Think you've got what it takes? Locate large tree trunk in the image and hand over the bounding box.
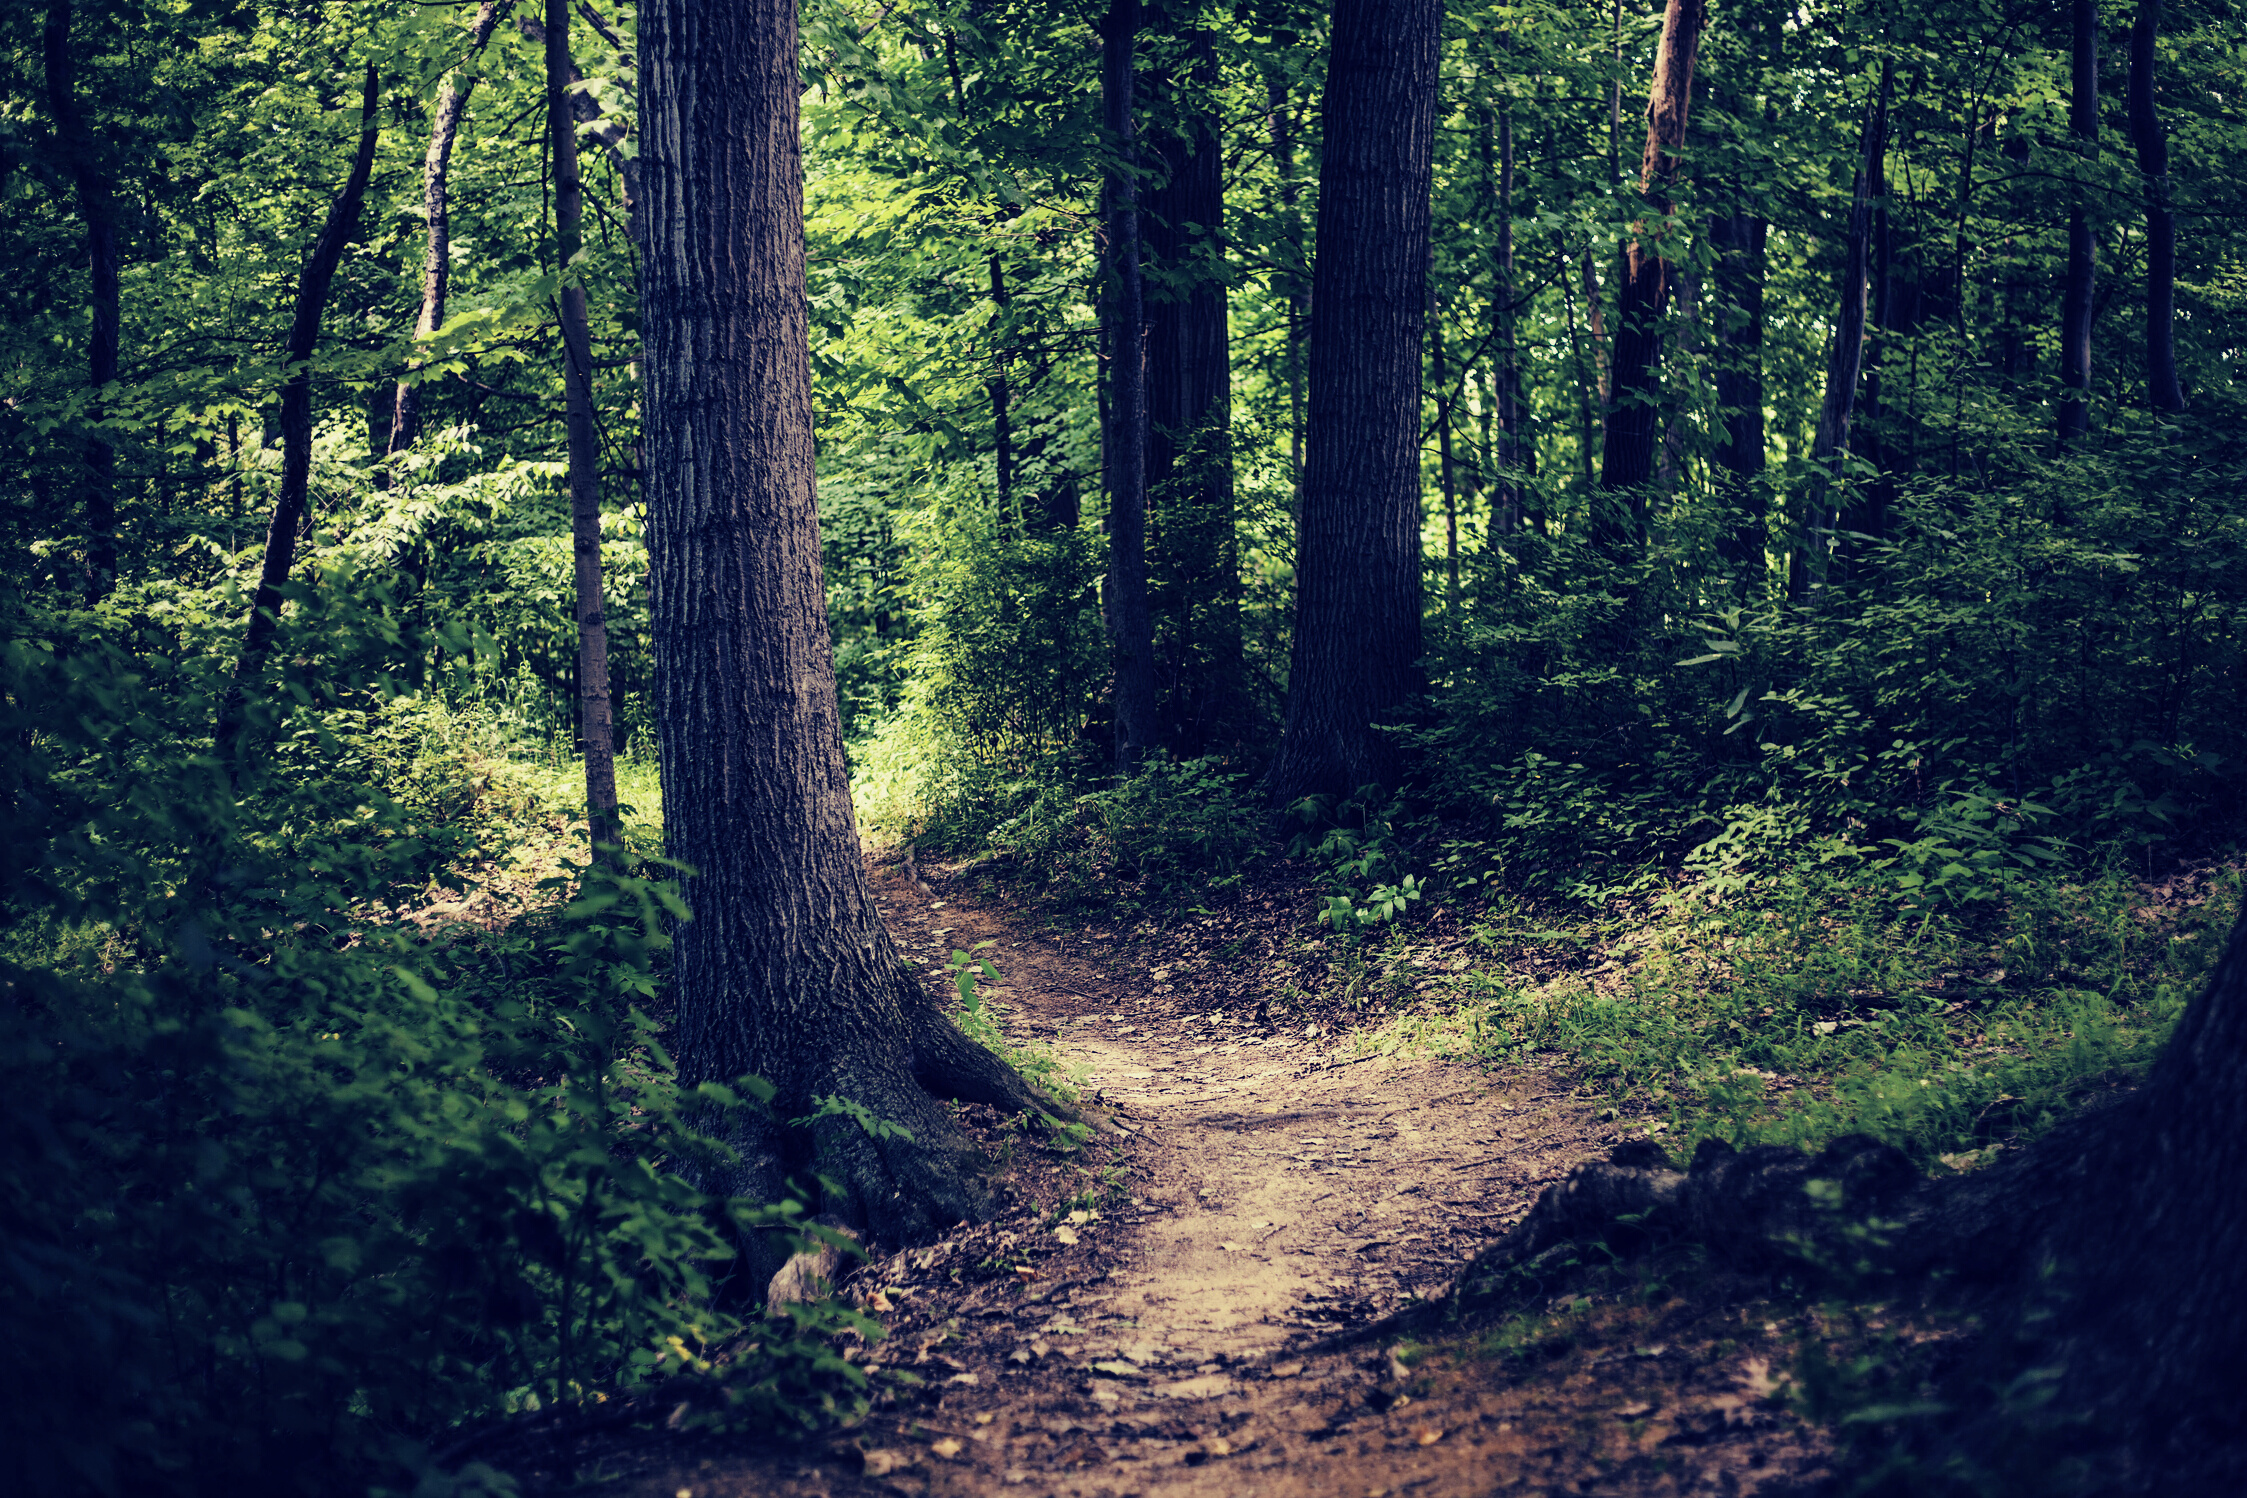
[1262,0,1438,809]
[1143,24,1244,758]
[43,0,118,603]
[1597,0,1705,533]
[1788,66,1888,602]
[2058,0,2099,445]
[214,66,380,777]
[389,0,510,459]
[1102,0,1157,776]
[546,0,620,860]
[2129,0,2185,415]
[1710,207,1767,577]
[636,0,1066,1285]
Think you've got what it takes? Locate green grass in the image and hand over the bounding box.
[1348,865,2237,1169]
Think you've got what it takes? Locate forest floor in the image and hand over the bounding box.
[543,863,1847,1498]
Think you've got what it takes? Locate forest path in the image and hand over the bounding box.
[599,869,1827,1498]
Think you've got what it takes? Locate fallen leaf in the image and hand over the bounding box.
[1615,1401,1656,1419]
[1089,1359,1146,1379]
[946,1371,979,1386]
[1218,1241,1245,1252]
[1414,1427,1444,1446]
[866,1290,894,1313]
[1054,1225,1079,1245]
[1269,1360,1305,1378]
[860,1449,913,1476]
[974,1412,995,1425]
[1014,1266,1039,1283]
[931,1438,962,1458]
[1067,1209,1093,1224]
[1204,1436,1232,1456]
[1738,1357,1787,1400]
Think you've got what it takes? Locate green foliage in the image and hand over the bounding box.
[0,602,865,1497]
[982,753,1264,904]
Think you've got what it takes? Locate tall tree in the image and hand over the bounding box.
[1263,0,1439,808]
[2129,0,2185,414]
[2058,0,2098,444]
[214,65,381,776]
[42,0,118,602]
[1143,16,1243,755]
[1102,0,1157,775]
[1789,66,1888,601]
[1598,0,1706,527]
[388,0,510,458]
[637,0,1064,1280]
[547,0,620,858]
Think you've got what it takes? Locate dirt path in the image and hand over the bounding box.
[587,872,1834,1498]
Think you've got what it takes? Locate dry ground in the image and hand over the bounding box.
[543,867,1839,1498]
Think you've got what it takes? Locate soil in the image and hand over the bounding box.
[535,866,1840,1498]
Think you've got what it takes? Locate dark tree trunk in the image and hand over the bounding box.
[2058,0,2098,445]
[637,0,1065,1282]
[391,0,509,459]
[547,0,620,859]
[1598,0,1705,531]
[214,66,380,778]
[2129,0,2185,415]
[1710,207,1767,576]
[1101,0,1156,775]
[1559,232,1600,499]
[1789,66,1887,602]
[1143,24,1243,757]
[1263,0,1438,809]
[43,0,118,603]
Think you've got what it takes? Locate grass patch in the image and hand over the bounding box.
[1349,865,2237,1168]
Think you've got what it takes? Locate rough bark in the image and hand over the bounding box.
[1597,0,1705,528]
[2058,0,2098,446]
[1453,904,2247,1493]
[1261,0,1438,810]
[1788,66,1888,602]
[2129,0,2184,415]
[1102,0,1156,776]
[390,0,510,458]
[1710,207,1767,575]
[43,0,118,603]
[547,0,620,859]
[1143,24,1244,757]
[214,66,380,778]
[637,0,1068,1281]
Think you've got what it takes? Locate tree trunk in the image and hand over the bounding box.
[546,0,620,860]
[1598,0,1706,532]
[1710,207,1767,576]
[2129,0,2184,415]
[43,0,118,604]
[2058,0,2098,446]
[1788,66,1888,602]
[389,0,510,459]
[636,0,1066,1283]
[1262,0,1438,809]
[214,65,381,777]
[1143,24,1243,757]
[1101,0,1156,776]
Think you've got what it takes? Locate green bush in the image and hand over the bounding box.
[989,753,1263,903]
[0,602,866,1497]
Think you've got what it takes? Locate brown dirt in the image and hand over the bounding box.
[558,867,1838,1498]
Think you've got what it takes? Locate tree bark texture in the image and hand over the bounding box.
[2058,0,2098,445]
[1101,0,1157,776]
[2129,0,2185,414]
[1597,0,1704,527]
[390,0,510,458]
[43,0,118,603]
[1262,0,1437,809]
[215,66,380,777]
[547,0,620,859]
[1710,207,1767,574]
[1144,26,1243,757]
[1789,67,1887,602]
[637,0,1063,1276]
